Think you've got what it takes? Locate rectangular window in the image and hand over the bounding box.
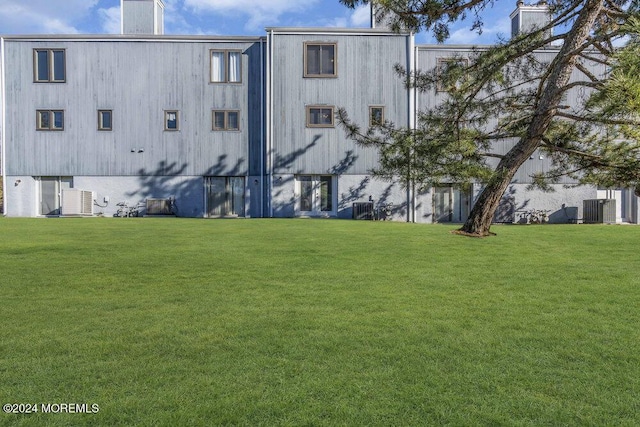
[212,110,240,131]
[34,49,66,83]
[36,110,64,131]
[210,50,242,83]
[304,43,337,77]
[165,110,179,131]
[307,106,334,128]
[98,110,112,131]
[370,106,384,126]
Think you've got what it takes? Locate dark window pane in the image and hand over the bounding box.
[306,45,320,75]
[36,50,49,81]
[53,111,64,129]
[52,50,65,81]
[227,112,239,130]
[38,111,50,129]
[320,45,335,75]
[166,112,177,129]
[101,111,112,129]
[213,111,225,129]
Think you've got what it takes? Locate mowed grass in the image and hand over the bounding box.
[0,218,639,426]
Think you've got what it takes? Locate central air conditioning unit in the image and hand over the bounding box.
[146,198,173,215]
[61,189,94,216]
[353,202,374,220]
[583,199,616,224]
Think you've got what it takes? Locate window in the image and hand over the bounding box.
[165,110,179,131]
[307,106,334,128]
[370,106,385,126]
[437,57,469,92]
[210,50,242,83]
[37,110,64,131]
[98,110,112,131]
[212,110,240,131]
[34,49,65,83]
[304,43,337,77]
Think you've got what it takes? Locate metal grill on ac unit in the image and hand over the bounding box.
[61,189,94,216]
[583,199,616,224]
[146,198,172,215]
[353,202,374,220]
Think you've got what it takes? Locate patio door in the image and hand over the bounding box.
[39,176,72,216]
[433,186,470,223]
[296,175,335,216]
[205,176,245,217]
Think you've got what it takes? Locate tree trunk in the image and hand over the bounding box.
[458,0,605,237]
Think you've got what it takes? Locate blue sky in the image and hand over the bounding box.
[0,0,518,44]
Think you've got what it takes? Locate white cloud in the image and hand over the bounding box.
[0,0,98,34]
[183,0,319,31]
[350,4,370,27]
[98,6,121,34]
[443,17,511,45]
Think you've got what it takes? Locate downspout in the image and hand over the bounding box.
[1,37,6,216]
[407,32,416,222]
[260,37,265,218]
[267,30,274,217]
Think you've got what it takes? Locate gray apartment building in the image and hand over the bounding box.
[2,0,637,223]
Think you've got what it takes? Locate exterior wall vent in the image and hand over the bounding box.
[583,199,616,224]
[61,189,94,216]
[146,198,173,215]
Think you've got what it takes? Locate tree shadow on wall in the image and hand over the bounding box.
[126,157,245,217]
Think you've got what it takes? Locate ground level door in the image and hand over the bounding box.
[205,177,245,217]
[296,175,335,217]
[39,176,72,216]
[433,186,471,223]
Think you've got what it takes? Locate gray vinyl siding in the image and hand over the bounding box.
[270,30,411,175]
[3,37,263,177]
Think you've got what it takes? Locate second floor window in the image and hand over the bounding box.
[34,49,66,83]
[211,50,242,83]
[304,43,336,77]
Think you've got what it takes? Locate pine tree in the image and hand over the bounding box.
[339,0,639,236]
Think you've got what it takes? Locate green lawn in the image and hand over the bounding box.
[0,218,639,426]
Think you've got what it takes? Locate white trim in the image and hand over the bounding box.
[1,37,6,215]
[408,33,416,223]
[260,37,265,218]
[267,29,274,217]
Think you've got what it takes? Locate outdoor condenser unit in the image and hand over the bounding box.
[61,189,94,216]
[353,202,374,220]
[146,198,172,215]
[583,199,616,224]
